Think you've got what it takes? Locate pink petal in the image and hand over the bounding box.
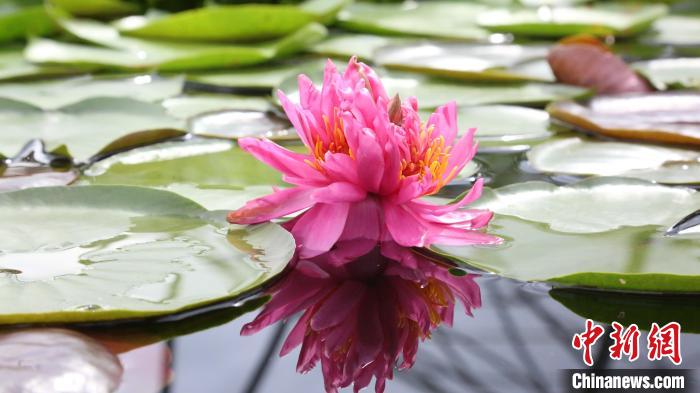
[238,137,326,186]
[339,198,383,242]
[277,90,314,148]
[382,202,428,247]
[291,202,351,257]
[312,182,366,204]
[227,187,315,224]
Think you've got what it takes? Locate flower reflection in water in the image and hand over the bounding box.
[242,240,481,393]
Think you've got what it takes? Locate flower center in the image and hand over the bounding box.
[305,112,352,170]
[400,125,454,192]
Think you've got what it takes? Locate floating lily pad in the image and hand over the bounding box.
[162,94,272,120]
[547,92,700,146]
[337,1,489,41]
[422,105,555,145]
[528,137,700,185]
[26,19,327,71]
[0,0,58,43]
[0,167,79,192]
[189,110,295,140]
[187,58,324,90]
[0,97,184,162]
[0,75,184,110]
[0,329,123,391]
[310,34,408,61]
[552,289,700,333]
[50,0,141,17]
[375,42,553,82]
[633,57,700,90]
[0,48,83,81]
[83,138,287,188]
[118,5,316,42]
[279,70,588,109]
[435,178,700,293]
[0,185,295,324]
[643,16,700,47]
[477,4,667,38]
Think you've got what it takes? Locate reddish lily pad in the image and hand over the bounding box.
[547,92,700,146]
[547,36,653,94]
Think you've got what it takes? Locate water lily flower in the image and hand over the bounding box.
[228,57,499,256]
[241,240,482,393]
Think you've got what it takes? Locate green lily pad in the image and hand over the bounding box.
[0,97,184,162]
[633,57,700,90]
[187,58,325,90]
[552,288,700,333]
[435,178,700,293]
[279,70,588,109]
[0,1,58,43]
[310,33,409,62]
[0,167,79,192]
[50,0,141,17]
[26,18,327,71]
[189,109,295,140]
[337,1,489,41]
[478,4,667,38]
[643,16,700,47]
[375,42,554,82]
[0,75,183,110]
[528,137,700,185]
[83,138,287,188]
[0,185,295,324]
[547,92,700,146]
[118,5,316,42]
[162,94,273,120]
[422,105,554,145]
[0,47,84,81]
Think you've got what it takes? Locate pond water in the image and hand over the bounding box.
[92,272,699,393]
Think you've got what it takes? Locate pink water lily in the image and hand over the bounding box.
[241,240,482,393]
[228,57,499,256]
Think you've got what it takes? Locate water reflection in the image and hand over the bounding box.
[241,240,481,393]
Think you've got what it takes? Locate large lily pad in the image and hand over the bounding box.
[421,105,555,145]
[187,58,324,90]
[0,47,83,81]
[310,34,408,61]
[435,178,700,293]
[50,0,140,17]
[375,42,553,82]
[632,57,700,90]
[162,94,273,120]
[189,109,295,140]
[279,70,588,109]
[117,5,316,42]
[643,16,700,47]
[26,18,327,71]
[0,185,295,324]
[0,75,183,110]
[547,92,700,146]
[0,329,123,392]
[477,4,667,38]
[0,0,57,43]
[0,97,184,162]
[528,137,700,185]
[83,138,287,189]
[337,1,489,41]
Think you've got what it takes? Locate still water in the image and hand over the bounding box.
[107,273,698,393]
